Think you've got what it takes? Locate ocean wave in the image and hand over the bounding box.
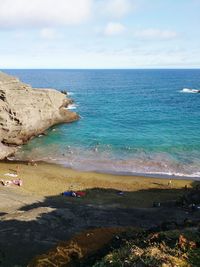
[14,145,200,180]
[143,171,200,178]
[66,104,78,110]
[67,92,74,96]
[181,88,200,94]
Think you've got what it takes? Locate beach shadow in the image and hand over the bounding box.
[1,183,200,267]
[152,182,166,186]
[0,212,7,217]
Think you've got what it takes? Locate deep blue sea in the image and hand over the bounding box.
[3,69,200,178]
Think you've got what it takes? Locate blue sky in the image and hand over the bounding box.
[0,0,199,68]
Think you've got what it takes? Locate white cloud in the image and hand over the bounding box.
[101,0,134,18]
[134,28,178,40]
[1,41,200,68]
[40,28,57,40]
[0,0,92,28]
[104,22,125,36]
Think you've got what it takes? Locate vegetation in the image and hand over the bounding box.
[92,228,200,267]
[29,226,200,267]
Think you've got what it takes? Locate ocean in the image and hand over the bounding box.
[4,69,200,179]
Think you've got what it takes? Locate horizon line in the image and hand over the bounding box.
[1,67,200,70]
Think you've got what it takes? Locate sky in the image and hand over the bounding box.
[0,0,200,69]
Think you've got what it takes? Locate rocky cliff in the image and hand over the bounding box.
[0,71,79,159]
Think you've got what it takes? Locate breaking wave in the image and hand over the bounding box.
[66,104,77,110]
[181,88,200,94]
[14,144,200,180]
[67,92,74,96]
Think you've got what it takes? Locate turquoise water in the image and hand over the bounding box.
[4,69,200,178]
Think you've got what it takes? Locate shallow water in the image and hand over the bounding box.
[4,69,200,178]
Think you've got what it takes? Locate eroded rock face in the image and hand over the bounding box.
[0,71,79,159]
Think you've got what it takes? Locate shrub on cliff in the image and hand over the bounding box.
[92,228,200,267]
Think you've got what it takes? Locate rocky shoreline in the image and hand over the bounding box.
[0,71,79,160]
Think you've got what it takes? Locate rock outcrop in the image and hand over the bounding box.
[0,71,79,159]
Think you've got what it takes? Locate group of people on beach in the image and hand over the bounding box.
[0,165,23,187]
[1,178,22,186]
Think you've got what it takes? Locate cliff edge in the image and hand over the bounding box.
[0,71,79,159]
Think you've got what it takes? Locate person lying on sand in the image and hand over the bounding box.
[1,180,12,186]
[62,191,86,197]
[1,179,23,187]
[12,179,23,186]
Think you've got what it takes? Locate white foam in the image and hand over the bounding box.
[143,171,200,178]
[181,88,200,94]
[7,157,15,161]
[66,104,77,110]
[13,144,200,180]
[67,92,74,96]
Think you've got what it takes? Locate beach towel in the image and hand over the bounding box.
[4,173,18,177]
[63,191,74,197]
[62,191,86,197]
[75,191,86,197]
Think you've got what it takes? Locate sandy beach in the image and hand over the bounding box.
[0,161,200,266]
[0,160,193,209]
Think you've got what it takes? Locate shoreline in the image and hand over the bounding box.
[3,158,200,181]
[0,159,194,205]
